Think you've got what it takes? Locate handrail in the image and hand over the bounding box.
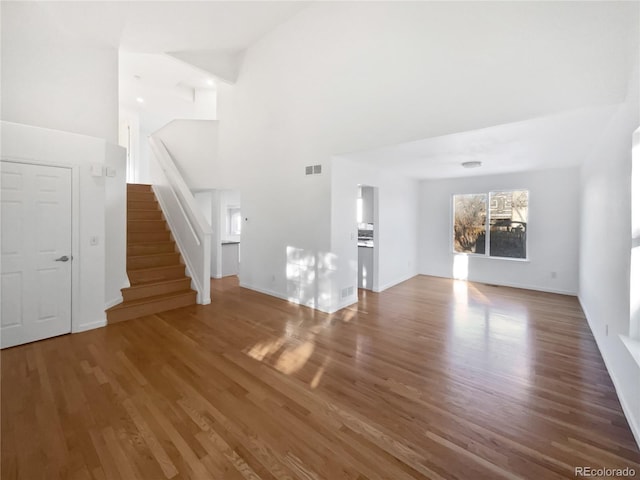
[151,140,203,246]
[149,137,213,240]
[148,135,212,305]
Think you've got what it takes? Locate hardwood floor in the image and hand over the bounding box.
[2,275,639,479]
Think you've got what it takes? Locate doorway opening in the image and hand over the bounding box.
[357,185,378,292]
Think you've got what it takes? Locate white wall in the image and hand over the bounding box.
[579,58,640,445]
[1,3,118,143]
[152,120,220,190]
[1,122,127,331]
[331,158,419,309]
[419,168,580,295]
[104,143,128,308]
[216,1,634,314]
[119,109,142,183]
[193,190,222,279]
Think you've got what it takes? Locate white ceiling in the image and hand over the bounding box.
[4,2,636,178]
[340,105,619,179]
[20,2,308,53]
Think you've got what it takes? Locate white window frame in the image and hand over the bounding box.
[452,189,529,261]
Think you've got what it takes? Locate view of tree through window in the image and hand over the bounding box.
[453,194,487,254]
[489,190,528,258]
[453,191,528,259]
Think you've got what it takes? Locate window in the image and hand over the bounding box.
[453,194,487,254]
[453,190,528,259]
[227,207,242,235]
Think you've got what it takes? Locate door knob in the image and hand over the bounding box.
[55,255,70,262]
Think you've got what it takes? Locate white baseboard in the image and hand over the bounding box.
[325,296,358,314]
[374,272,418,293]
[74,319,107,333]
[240,282,290,302]
[578,296,640,449]
[419,272,576,296]
[239,282,357,314]
[104,295,123,310]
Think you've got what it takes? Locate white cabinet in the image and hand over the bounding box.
[358,246,373,289]
[221,242,240,277]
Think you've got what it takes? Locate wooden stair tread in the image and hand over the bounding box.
[109,184,201,324]
[107,290,195,311]
[127,263,185,273]
[125,277,190,289]
[127,252,180,260]
[129,241,174,246]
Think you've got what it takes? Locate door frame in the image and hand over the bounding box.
[356,184,380,292]
[1,157,80,333]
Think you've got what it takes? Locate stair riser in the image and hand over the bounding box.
[107,292,197,323]
[128,210,163,221]
[122,279,192,302]
[127,184,152,193]
[128,200,158,211]
[128,265,185,284]
[128,192,156,202]
[128,222,167,233]
[128,231,171,243]
[107,184,198,325]
[127,254,181,270]
[128,243,175,255]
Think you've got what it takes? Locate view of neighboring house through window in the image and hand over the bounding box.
[453,190,529,259]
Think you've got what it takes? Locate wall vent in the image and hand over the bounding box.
[341,286,355,298]
[305,164,323,175]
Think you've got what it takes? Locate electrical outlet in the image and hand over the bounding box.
[90,236,99,246]
[551,271,557,279]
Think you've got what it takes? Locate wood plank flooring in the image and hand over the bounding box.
[2,275,639,479]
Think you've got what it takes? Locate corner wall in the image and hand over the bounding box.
[331,158,419,309]
[578,59,640,444]
[1,122,127,331]
[418,168,580,295]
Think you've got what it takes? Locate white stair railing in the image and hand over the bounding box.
[148,136,212,304]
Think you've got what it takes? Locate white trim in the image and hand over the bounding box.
[148,137,212,304]
[239,282,356,314]
[451,189,529,260]
[419,272,576,296]
[374,272,418,293]
[153,184,210,304]
[104,295,123,310]
[621,335,640,369]
[579,297,640,449]
[74,319,107,333]
[71,165,81,333]
[328,296,358,314]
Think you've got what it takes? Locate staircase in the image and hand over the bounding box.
[106,184,197,323]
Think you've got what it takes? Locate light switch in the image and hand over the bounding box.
[90,236,99,246]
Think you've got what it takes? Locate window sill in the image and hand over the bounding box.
[453,253,530,263]
[621,335,640,369]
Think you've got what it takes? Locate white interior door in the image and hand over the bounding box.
[1,161,72,349]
